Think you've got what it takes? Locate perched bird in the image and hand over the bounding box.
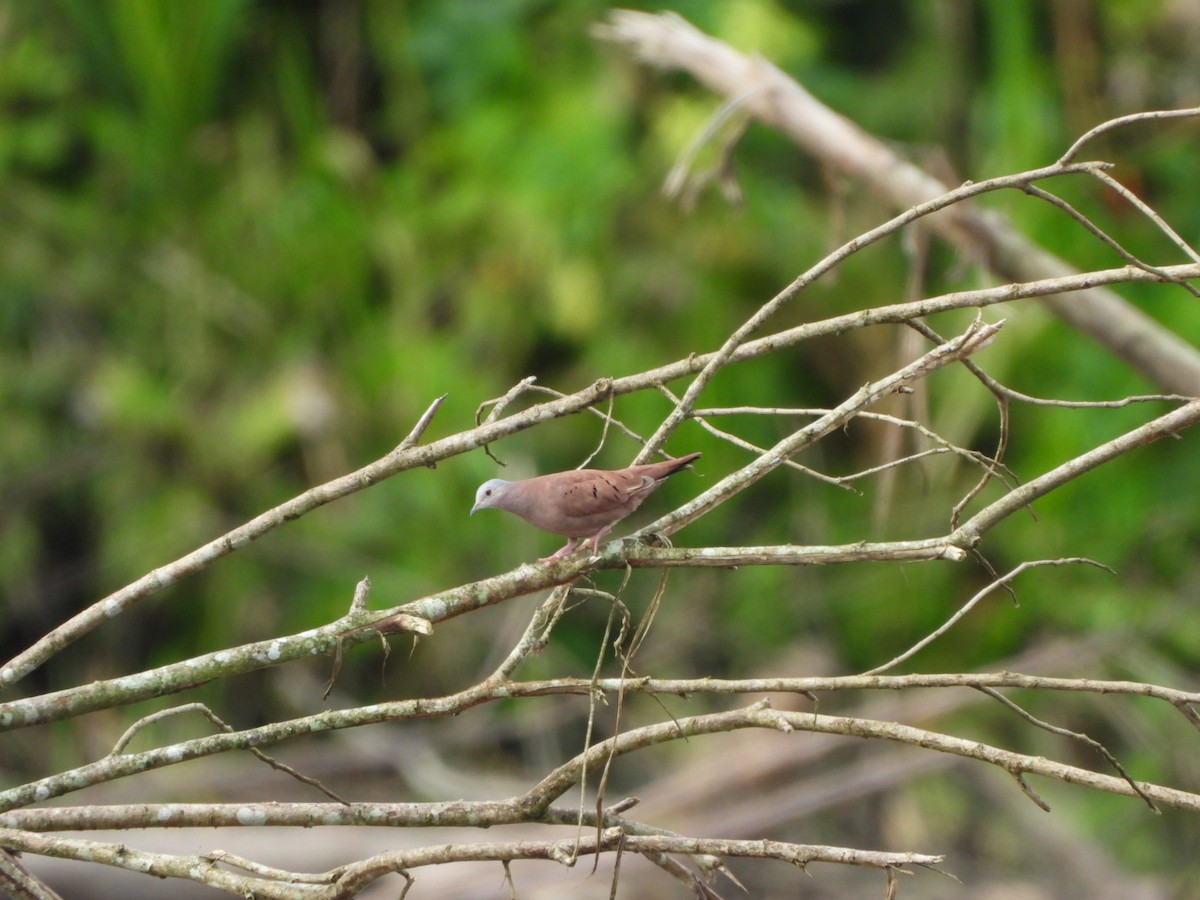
[471,452,701,559]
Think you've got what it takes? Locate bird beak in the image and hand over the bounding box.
[469,502,480,516]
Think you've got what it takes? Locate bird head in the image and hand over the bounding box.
[471,479,512,515]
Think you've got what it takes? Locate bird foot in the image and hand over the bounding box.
[540,539,582,562]
[539,528,614,563]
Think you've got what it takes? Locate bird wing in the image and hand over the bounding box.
[510,469,652,537]
[554,469,647,515]
[501,456,698,539]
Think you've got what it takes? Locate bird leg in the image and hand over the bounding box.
[542,537,582,561]
[540,524,615,562]
[587,525,613,555]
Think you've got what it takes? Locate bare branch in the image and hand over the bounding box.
[1057,107,1200,164]
[6,15,1200,897]
[0,850,62,900]
[977,686,1157,813]
[509,671,1200,728]
[1020,182,1200,294]
[106,702,349,805]
[862,559,1114,675]
[1088,167,1200,266]
[952,398,1200,544]
[642,318,1003,538]
[516,704,1200,814]
[9,372,1192,733]
[8,253,1197,691]
[397,393,448,450]
[660,387,854,491]
[1,379,610,687]
[595,11,1200,394]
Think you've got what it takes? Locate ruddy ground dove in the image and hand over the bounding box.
[471,452,701,559]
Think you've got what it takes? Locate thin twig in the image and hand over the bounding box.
[475,376,539,464]
[861,559,1113,676]
[1010,771,1051,812]
[976,685,1157,812]
[952,398,1200,544]
[642,318,1003,539]
[1020,182,1200,295]
[515,704,1200,815]
[397,394,448,450]
[659,385,857,491]
[1057,107,1200,164]
[1,380,614,687]
[108,702,350,806]
[578,389,617,469]
[1088,167,1200,266]
[523,383,654,454]
[596,13,1200,393]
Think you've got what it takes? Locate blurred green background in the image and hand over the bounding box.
[2,1,1199,896]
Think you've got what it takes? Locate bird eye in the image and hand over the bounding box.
[485,489,493,497]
